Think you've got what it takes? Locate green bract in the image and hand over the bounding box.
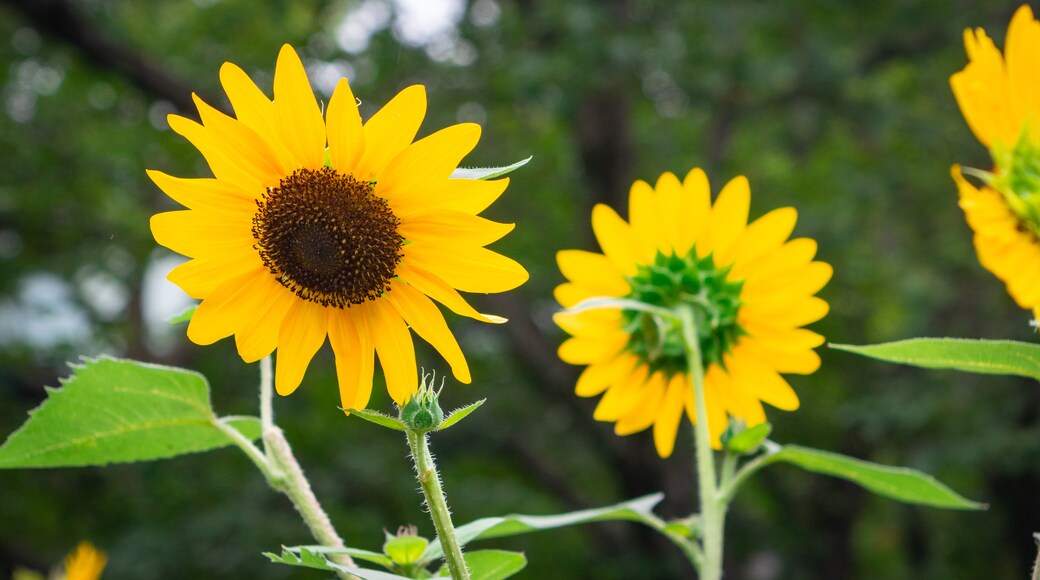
[623,251,744,374]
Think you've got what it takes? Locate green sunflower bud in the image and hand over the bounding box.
[399,372,445,433]
[382,525,429,566]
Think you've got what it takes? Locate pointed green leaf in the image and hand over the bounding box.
[768,445,985,510]
[265,548,410,579]
[276,545,395,570]
[347,408,408,431]
[436,399,485,431]
[168,305,197,325]
[462,550,526,580]
[726,423,771,455]
[450,156,531,180]
[564,297,677,320]
[0,357,260,468]
[424,494,665,561]
[831,339,1040,381]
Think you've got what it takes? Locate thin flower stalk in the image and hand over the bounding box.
[405,430,470,580]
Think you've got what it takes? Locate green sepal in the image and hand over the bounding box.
[0,357,260,468]
[766,445,985,510]
[831,338,1040,381]
[436,399,485,431]
[450,156,531,180]
[726,423,771,455]
[168,305,197,325]
[346,408,409,432]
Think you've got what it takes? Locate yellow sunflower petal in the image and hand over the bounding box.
[614,372,668,435]
[167,114,267,193]
[553,308,624,336]
[193,94,285,183]
[704,175,750,257]
[677,168,712,255]
[721,207,798,268]
[739,337,822,375]
[741,261,833,305]
[359,299,418,404]
[556,249,629,294]
[399,210,514,247]
[167,249,261,299]
[355,85,427,181]
[654,172,685,254]
[591,204,639,276]
[593,364,650,421]
[234,283,296,363]
[187,269,276,345]
[1006,6,1040,128]
[273,44,326,170]
[379,123,482,206]
[328,311,375,411]
[394,177,509,218]
[395,263,505,323]
[729,348,800,411]
[274,299,329,396]
[327,77,366,174]
[385,280,471,384]
[404,243,528,293]
[627,179,664,261]
[146,170,255,212]
[150,209,254,258]
[574,354,635,397]
[652,376,686,458]
[731,238,817,281]
[558,332,629,365]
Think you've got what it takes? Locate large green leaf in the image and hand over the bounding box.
[264,547,411,579]
[0,357,260,468]
[831,339,1040,381]
[767,445,985,510]
[454,550,526,580]
[424,493,665,561]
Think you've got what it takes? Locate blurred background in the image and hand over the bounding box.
[1,0,1038,578]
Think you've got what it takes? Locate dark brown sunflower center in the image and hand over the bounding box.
[252,167,403,308]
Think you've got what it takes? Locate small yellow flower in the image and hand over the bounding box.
[554,169,830,457]
[951,5,1040,320]
[63,542,106,580]
[149,45,527,408]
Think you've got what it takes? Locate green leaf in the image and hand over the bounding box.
[277,545,395,569]
[347,407,408,431]
[726,423,771,455]
[564,296,677,320]
[167,305,197,325]
[423,494,665,561]
[265,548,410,579]
[831,339,1040,381]
[767,445,986,510]
[0,357,259,468]
[383,535,429,566]
[462,550,526,580]
[450,156,531,180]
[436,399,485,431]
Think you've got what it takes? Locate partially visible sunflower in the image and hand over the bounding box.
[149,45,527,408]
[554,169,830,457]
[951,5,1040,320]
[63,542,106,580]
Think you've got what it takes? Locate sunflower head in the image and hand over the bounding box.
[149,45,527,410]
[952,6,1040,318]
[555,169,830,457]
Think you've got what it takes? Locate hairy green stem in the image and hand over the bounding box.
[260,356,274,434]
[405,430,469,580]
[678,305,725,580]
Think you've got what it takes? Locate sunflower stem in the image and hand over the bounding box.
[678,304,725,580]
[405,429,470,580]
[254,357,357,577]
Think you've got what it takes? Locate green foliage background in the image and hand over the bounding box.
[1,0,1038,578]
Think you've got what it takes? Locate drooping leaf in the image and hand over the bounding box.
[423,494,665,561]
[450,156,531,180]
[831,339,1040,381]
[461,550,526,580]
[347,407,408,431]
[767,445,985,510]
[437,399,485,431]
[563,296,677,320]
[0,357,259,468]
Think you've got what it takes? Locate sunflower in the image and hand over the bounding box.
[63,542,106,580]
[554,169,830,457]
[951,5,1040,320]
[149,45,527,408]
